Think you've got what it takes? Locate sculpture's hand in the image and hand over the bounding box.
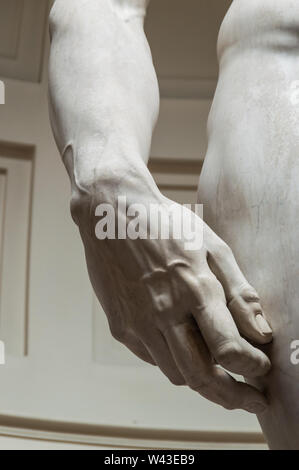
[49,0,272,415]
[72,182,272,415]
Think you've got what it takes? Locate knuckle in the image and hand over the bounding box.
[221,402,236,411]
[215,341,243,367]
[187,370,239,410]
[187,273,218,307]
[235,284,260,304]
[240,285,260,303]
[152,293,173,314]
[168,375,186,387]
[212,240,232,259]
[195,274,224,306]
[187,373,213,393]
[229,284,260,307]
[109,325,125,343]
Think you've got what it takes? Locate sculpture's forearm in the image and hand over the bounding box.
[49,0,160,205]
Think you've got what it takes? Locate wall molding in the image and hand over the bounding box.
[0,414,267,450]
[0,140,35,160]
[149,157,203,175]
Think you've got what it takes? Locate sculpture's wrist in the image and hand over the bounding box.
[70,161,164,229]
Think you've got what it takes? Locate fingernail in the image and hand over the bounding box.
[256,314,273,336]
[245,402,267,414]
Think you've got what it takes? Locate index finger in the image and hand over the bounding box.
[163,321,268,414]
[181,269,271,377]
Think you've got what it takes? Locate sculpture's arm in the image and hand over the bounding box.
[48,0,272,414]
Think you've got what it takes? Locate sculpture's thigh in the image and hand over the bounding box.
[198,1,299,449]
[199,151,299,449]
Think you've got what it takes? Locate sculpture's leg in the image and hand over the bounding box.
[199,0,299,449]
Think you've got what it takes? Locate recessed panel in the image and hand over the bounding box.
[0,0,48,82]
[0,148,33,356]
[0,0,23,59]
[0,170,7,318]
